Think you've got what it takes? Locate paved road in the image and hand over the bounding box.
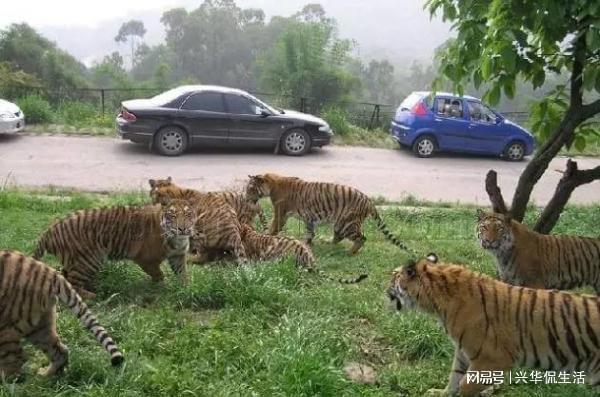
[1,134,599,204]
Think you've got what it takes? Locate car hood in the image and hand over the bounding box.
[503,118,534,138]
[0,99,21,113]
[277,109,327,125]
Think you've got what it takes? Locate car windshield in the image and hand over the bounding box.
[148,87,192,106]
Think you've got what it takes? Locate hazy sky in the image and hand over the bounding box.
[0,0,452,65]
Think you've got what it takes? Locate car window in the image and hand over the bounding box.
[225,94,261,115]
[467,101,497,123]
[181,92,225,112]
[435,98,464,118]
[399,93,425,111]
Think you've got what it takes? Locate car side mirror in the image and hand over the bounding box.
[260,109,271,118]
[495,116,502,124]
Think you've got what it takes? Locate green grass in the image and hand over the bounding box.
[0,190,599,396]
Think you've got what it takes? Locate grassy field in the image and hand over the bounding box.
[0,190,599,397]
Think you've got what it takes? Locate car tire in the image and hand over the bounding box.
[154,126,188,156]
[503,141,525,161]
[280,129,311,156]
[412,135,436,158]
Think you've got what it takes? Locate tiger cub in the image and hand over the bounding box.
[34,199,196,299]
[476,209,600,292]
[148,178,247,265]
[388,254,600,396]
[0,250,123,379]
[239,224,367,283]
[148,177,267,230]
[245,173,412,255]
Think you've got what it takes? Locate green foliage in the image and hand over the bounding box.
[257,14,360,102]
[0,23,87,90]
[1,189,600,396]
[322,107,352,135]
[0,62,41,97]
[426,0,600,148]
[16,95,54,123]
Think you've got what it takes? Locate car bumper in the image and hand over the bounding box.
[390,122,413,145]
[116,118,153,144]
[0,117,25,134]
[312,134,332,147]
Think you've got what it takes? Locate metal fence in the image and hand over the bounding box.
[1,85,530,130]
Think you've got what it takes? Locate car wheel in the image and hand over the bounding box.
[155,127,188,156]
[504,141,525,161]
[281,129,311,156]
[413,135,436,158]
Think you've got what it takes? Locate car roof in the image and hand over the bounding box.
[413,91,480,101]
[177,85,250,96]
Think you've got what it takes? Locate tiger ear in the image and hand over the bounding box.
[476,209,486,221]
[426,252,439,264]
[149,179,157,188]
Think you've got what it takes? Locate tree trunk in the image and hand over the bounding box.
[533,160,600,234]
[485,170,508,214]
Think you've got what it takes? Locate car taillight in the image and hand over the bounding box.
[411,101,428,116]
[121,108,137,122]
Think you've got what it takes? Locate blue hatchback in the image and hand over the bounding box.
[390,91,535,161]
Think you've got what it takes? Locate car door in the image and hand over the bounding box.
[224,94,280,147]
[432,97,471,151]
[178,91,230,146]
[465,101,507,154]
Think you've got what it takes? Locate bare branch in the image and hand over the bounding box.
[485,170,508,214]
[534,160,600,234]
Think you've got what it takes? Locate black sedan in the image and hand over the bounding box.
[116,85,333,156]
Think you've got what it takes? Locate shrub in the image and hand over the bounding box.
[56,101,98,127]
[321,107,351,135]
[16,95,54,124]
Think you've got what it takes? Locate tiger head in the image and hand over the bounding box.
[159,198,196,239]
[246,174,271,201]
[476,209,515,252]
[387,253,440,312]
[149,176,173,204]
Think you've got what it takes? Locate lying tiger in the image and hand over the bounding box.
[245,173,413,255]
[0,250,123,380]
[476,209,600,292]
[149,178,248,264]
[149,177,267,230]
[239,224,367,284]
[34,199,196,299]
[388,254,600,396]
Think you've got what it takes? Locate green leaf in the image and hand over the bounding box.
[500,46,516,73]
[532,69,545,89]
[504,79,515,99]
[481,57,492,79]
[473,70,483,89]
[583,66,597,91]
[485,84,501,106]
[574,135,587,152]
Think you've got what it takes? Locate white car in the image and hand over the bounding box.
[0,99,25,134]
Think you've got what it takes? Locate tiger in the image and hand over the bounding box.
[476,209,600,292]
[148,177,267,230]
[33,199,196,299]
[0,250,123,380]
[148,178,248,265]
[238,224,367,284]
[388,253,600,396]
[244,173,413,255]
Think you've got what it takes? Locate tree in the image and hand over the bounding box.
[89,52,131,88]
[0,23,87,90]
[0,62,41,97]
[427,0,600,233]
[115,20,146,69]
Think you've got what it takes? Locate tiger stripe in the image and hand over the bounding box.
[388,255,600,395]
[477,210,600,292]
[0,250,123,379]
[245,173,412,255]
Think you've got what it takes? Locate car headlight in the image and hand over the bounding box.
[319,124,333,134]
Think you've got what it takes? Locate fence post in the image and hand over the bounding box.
[101,89,106,115]
[368,104,378,130]
[300,97,306,113]
[375,105,380,128]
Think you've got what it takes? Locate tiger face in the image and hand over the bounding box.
[245,175,270,201]
[149,177,173,204]
[476,209,514,251]
[159,199,196,238]
[387,253,439,312]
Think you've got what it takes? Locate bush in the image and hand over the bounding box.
[56,101,98,127]
[321,107,352,135]
[16,95,54,124]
